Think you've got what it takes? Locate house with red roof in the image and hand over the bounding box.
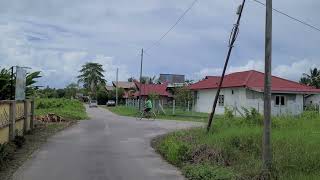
[133,81,173,103]
[188,70,320,116]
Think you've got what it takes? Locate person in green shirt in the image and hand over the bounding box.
[144,98,153,113]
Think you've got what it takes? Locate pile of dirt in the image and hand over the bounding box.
[36,113,64,123]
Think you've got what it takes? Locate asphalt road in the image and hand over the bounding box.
[13,106,202,180]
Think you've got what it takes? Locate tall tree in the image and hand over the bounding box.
[0,68,11,99]
[128,77,135,82]
[300,68,320,88]
[26,71,42,97]
[65,83,79,99]
[77,63,106,99]
[0,68,41,99]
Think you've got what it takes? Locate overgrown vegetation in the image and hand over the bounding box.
[35,98,88,120]
[153,109,320,180]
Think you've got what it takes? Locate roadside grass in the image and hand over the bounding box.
[35,98,88,120]
[152,111,320,180]
[106,105,210,122]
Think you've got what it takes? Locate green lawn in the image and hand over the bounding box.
[106,105,212,122]
[152,111,320,180]
[35,98,88,120]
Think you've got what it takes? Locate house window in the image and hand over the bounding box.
[232,90,234,94]
[275,95,286,106]
[218,95,224,106]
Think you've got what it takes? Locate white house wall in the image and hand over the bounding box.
[305,94,320,106]
[195,88,243,115]
[194,88,304,116]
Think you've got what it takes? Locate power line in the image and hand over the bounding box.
[145,0,200,52]
[251,0,320,32]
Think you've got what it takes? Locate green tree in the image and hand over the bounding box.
[107,88,124,101]
[128,77,135,82]
[174,86,193,109]
[300,68,320,88]
[0,68,11,99]
[0,68,41,99]
[141,76,157,84]
[77,63,106,99]
[65,83,79,99]
[26,71,42,97]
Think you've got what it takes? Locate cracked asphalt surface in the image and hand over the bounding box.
[13,106,202,180]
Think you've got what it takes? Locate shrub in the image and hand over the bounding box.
[182,164,236,180]
[224,107,234,120]
[241,107,262,125]
[13,135,26,149]
[0,143,16,169]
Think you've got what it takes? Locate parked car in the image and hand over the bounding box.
[89,100,98,108]
[106,100,116,106]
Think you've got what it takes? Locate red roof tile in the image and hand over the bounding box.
[133,81,172,97]
[189,70,320,93]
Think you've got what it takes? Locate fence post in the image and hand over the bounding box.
[173,100,175,115]
[30,99,35,130]
[258,101,260,114]
[187,101,190,112]
[23,100,29,134]
[9,101,16,141]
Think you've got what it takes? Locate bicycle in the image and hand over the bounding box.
[135,109,157,120]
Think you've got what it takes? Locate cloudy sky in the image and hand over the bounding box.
[0,0,319,88]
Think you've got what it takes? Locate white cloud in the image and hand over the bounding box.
[273,59,319,80]
[195,59,320,82]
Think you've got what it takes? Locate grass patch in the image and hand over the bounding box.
[152,111,320,180]
[106,105,210,122]
[35,98,88,120]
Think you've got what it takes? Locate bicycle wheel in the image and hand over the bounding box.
[151,112,157,120]
[135,111,143,120]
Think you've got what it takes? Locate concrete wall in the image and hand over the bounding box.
[194,88,304,116]
[194,88,244,115]
[305,94,320,106]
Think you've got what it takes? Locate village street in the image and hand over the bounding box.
[13,106,202,180]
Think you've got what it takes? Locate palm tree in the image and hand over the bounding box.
[77,63,106,99]
[300,68,320,88]
[0,68,41,99]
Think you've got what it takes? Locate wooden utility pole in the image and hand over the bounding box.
[139,48,144,110]
[116,68,119,106]
[206,0,246,132]
[262,0,272,176]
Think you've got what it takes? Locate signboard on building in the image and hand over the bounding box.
[15,67,27,100]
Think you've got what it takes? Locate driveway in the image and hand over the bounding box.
[13,106,202,180]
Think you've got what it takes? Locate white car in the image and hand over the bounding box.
[106,100,116,106]
[89,100,98,108]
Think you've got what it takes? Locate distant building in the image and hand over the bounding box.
[159,74,185,87]
[105,85,115,91]
[112,81,136,99]
[133,81,173,103]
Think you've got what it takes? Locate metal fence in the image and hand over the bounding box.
[125,99,195,115]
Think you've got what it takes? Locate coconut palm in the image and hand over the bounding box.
[0,68,41,99]
[77,63,106,98]
[300,68,320,88]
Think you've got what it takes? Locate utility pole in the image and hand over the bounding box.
[10,66,14,100]
[116,68,119,106]
[262,0,272,176]
[206,0,246,132]
[139,48,144,111]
